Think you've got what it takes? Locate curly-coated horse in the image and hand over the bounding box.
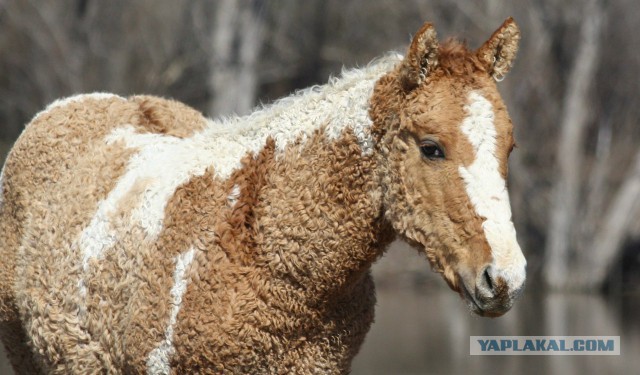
[0,19,525,374]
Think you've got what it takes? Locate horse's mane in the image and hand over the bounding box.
[245,52,403,125]
[203,53,403,146]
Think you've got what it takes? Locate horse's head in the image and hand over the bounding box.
[372,18,526,317]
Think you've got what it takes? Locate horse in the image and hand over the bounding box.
[0,18,526,374]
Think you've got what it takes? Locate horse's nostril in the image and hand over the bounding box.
[475,266,497,300]
[483,267,494,292]
[471,266,519,315]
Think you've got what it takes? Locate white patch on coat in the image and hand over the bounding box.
[457,91,526,289]
[202,53,403,161]
[227,184,241,207]
[146,247,196,375]
[33,93,125,121]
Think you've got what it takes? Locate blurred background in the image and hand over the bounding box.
[0,0,638,374]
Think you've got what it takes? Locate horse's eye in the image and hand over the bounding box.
[420,141,445,160]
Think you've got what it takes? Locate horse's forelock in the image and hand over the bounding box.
[436,39,487,77]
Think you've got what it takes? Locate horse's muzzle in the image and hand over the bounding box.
[460,265,526,317]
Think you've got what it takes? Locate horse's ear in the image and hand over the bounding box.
[476,17,520,81]
[399,22,439,92]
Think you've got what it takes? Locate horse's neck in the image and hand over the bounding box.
[208,56,400,300]
[196,57,397,302]
[251,129,392,302]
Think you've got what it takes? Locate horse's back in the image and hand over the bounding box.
[2,93,208,227]
[0,93,209,372]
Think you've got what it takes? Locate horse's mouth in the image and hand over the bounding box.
[460,282,485,316]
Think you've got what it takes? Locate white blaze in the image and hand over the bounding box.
[146,247,196,375]
[458,91,526,288]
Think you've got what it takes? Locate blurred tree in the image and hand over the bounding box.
[539,0,640,290]
[544,0,606,289]
[208,0,265,116]
[0,0,210,140]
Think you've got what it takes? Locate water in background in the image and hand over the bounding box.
[351,286,640,375]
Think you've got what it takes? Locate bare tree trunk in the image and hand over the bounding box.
[208,0,264,117]
[580,118,612,245]
[544,0,604,289]
[580,151,640,288]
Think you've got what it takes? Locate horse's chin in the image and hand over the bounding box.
[459,281,485,316]
[466,299,507,318]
